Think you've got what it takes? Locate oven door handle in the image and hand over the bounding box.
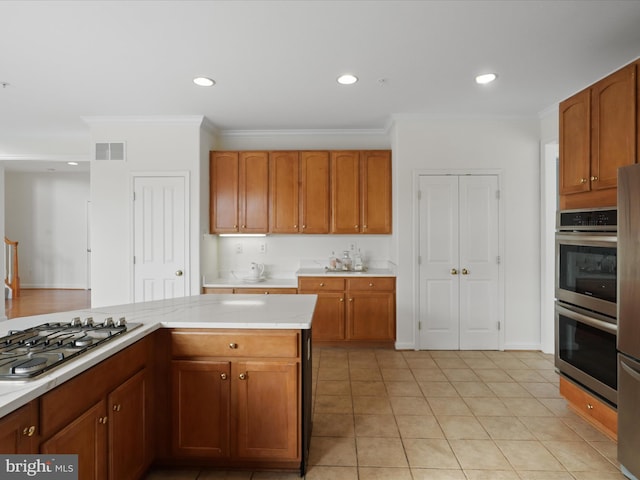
[556,304,617,335]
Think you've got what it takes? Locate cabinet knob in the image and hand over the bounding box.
[319,282,325,287]
[98,416,108,424]
[461,268,469,275]
[229,343,238,349]
[451,268,458,275]
[239,372,247,380]
[22,426,36,437]
[220,373,227,380]
[369,283,374,287]
[241,224,246,229]
[302,225,306,229]
[339,297,344,302]
[590,176,598,181]
[349,298,353,302]
[587,403,594,410]
[354,225,359,229]
[233,225,238,229]
[579,178,588,184]
[363,225,368,229]
[264,291,269,294]
[112,404,121,412]
[293,224,298,229]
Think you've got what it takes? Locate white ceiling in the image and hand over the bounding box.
[2,0,640,172]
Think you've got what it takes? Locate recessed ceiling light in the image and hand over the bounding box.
[337,74,358,85]
[67,161,79,166]
[475,73,497,85]
[193,77,215,87]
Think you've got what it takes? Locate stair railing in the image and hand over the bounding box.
[4,237,20,298]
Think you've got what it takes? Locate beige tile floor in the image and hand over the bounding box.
[145,347,626,480]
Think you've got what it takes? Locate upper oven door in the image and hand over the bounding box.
[555,232,617,318]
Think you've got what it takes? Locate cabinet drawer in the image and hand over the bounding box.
[559,377,617,439]
[298,277,345,292]
[171,329,300,358]
[347,277,395,291]
[203,287,235,294]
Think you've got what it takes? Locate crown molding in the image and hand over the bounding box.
[219,127,388,138]
[82,115,206,126]
[0,153,89,162]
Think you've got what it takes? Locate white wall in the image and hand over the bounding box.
[0,166,5,319]
[5,171,89,289]
[87,117,206,308]
[391,116,541,350]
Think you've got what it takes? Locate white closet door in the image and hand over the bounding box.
[419,176,460,349]
[418,174,500,350]
[458,176,500,349]
[133,175,188,302]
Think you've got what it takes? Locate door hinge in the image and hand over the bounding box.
[496,255,501,264]
[133,191,136,201]
[497,321,501,331]
[495,190,500,200]
[418,255,422,265]
[133,256,136,265]
[418,190,422,200]
[418,321,422,331]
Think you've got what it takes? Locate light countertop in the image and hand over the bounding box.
[203,268,396,288]
[0,293,316,417]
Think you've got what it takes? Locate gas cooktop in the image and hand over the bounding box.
[0,317,141,380]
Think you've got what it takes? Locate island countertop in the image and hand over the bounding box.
[0,293,316,417]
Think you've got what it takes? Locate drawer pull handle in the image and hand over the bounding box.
[587,403,594,410]
[239,372,247,380]
[22,426,36,437]
[229,343,238,349]
[369,283,374,287]
[319,282,325,287]
[98,416,108,424]
[220,373,227,380]
[112,404,121,412]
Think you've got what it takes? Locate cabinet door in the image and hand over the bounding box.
[233,361,299,461]
[108,370,148,480]
[0,403,37,453]
[591,63,636,190]
[559,88,591,195]
[331,151,361,233]
[171,360,230,458]
[41,400,108,480]
[211,152,239,233]
[269,151,300,233]
[347,292,395,341]
[239,152,269,233]
[310,292,346,341]
[361,151,392,233]
[300,151,330,233]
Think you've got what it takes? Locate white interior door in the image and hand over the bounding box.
[133,175,188,302]
[419,174,500,350]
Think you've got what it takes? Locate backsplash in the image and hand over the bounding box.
[209,235,392,280]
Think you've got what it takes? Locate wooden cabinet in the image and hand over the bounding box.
[559,376,617,440]
[559,62,637,209]
[298,277,346,341]
[347,277,396,341]
[331,150,392,233]
[203,287,297,294]
[39,338,152,480]
[300,151,330,233]
[169,329,303,468]
[0,401,38,454]
[298,276,395,345]
[211,149,389,234]
[210,151,269,234]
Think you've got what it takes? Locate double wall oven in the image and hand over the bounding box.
[555,208,618,406]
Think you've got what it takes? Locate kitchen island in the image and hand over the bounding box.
[0,293,316,477]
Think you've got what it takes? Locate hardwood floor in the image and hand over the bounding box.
[5,289,91,319]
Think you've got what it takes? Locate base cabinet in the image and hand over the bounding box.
[169,329,303,469]
[39,338,152,480]
[298,276,395,345]
[0,401,38,454]
[559,376,617,440]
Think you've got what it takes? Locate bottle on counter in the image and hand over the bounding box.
[341,251,352,271]
[329,251,337,270]
[353,250,364,271]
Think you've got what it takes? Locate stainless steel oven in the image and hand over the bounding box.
[555,208,617,318]
[555,302,617,405]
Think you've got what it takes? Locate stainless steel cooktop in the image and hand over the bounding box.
[0,317,140,380]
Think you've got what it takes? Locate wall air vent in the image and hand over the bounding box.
[95,142,126,161]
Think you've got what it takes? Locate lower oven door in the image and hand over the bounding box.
[555,302,618,406]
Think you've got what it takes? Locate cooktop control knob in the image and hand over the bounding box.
[70,317,81,327]
[114,317,127,327]
[83,317,94,327]
[103,317,114,327]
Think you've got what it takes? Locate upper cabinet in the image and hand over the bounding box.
[330,150,392,234]
[210,151,269,234]
[210,150,391,235]
[559,62,637,209]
